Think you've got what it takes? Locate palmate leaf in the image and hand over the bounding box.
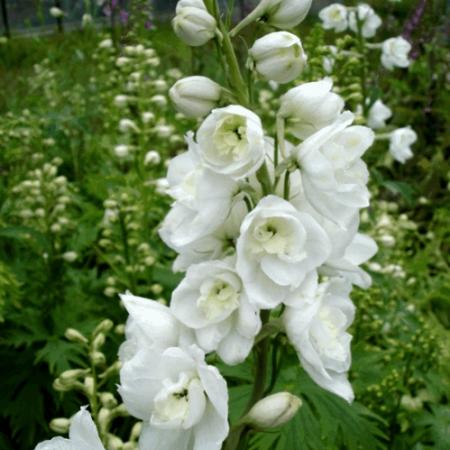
[35,338,85,374]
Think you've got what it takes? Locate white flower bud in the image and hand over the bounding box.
[60,369,89,384]
[93,333,106,350]
[169,76,222,117]
[263,0,312,28]
[245,392,302,429]
[249,32,307,84]
[100,392,118,409]
[65,328,88,344]
[49,417,70,434]
[95,319,114,334]
[141,111,155,124]
[114,144,130,158]
[82,13,93,27]
[114,95,129,108]
[116,57,131,68]
[389,127,417,163]
[172,5,217,47]
[99,38,113,49]
[62,251,78,262]
[367,99,392,129]
[50,7,64,18]
[144,150,161,166]
[119,118,140,133]
[90,351,106,366]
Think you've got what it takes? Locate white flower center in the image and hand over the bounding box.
[213,115,249,161]
[197,276,240,320]
[153,372,193,425]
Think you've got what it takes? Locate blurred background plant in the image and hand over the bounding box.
[0,1,448,449]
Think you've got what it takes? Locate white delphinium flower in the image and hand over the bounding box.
[279,79,344,139]
[159,143,238,248]
[50,7,64,18]
[114,144,130,158]
[348,3,382,38]
[319,4,348,33]
[249,32,307,84]
[367,99,392,129]
[98,38,113,49]
[119,345,228,450]
[321,233,378,289]
[171,258,261,365]
[144,150,161,166]
[118,293,189,364]
[283,276,355,403]
[35,407,104,450]
[236,196,331,309]
[116,57,131,67]
[195,105,266,179]
[263,0,311,28]
[295,112,374,226]
[381,37,412,70]
[169,76,222,118]
[172,1,217,47]
[82,13,93,27]
[389,127,417,163]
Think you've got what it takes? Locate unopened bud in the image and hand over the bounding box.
[93,333,106,350]
[244,392,302,429]
[95,319,114,335]
[53,378,72,392]
[107,434,123,450]
[65,328,88,344]
[100,392,118,409]
[91,351,106,366]
[130,422,142,441]
[84,376,95,396]
[60,369,89,384]
[49,417,70,434]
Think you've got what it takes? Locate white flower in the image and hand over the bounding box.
[176,0,207,11]
[321,233,378,289]
[169,76,222,118]
[142,111,155,124]
[245,392,302,429]
[389,127,417,163]
[279,79,344,140]
[35,407,104,450]
[367,99,392,129]
[236,196,331,309]
[50,7,64,18]
[171,258,261,365]
[296,112,374,226]
[119,345,228,450]
[82,14,93,27]
[322,45,338,74]
[262,0,312,29]
[144,150,161,166]
[283,276,355,403]
[114,144,130,158]
[116,57,131,67]
[159,146,238,248]
[172,4,217,47]
[249,32,307,84]
[99,38,113,49]
[349,4,382,38]
[319,4,348,33]
[381,37,412,70]
[195,105,266,179]
[118,293,190,364]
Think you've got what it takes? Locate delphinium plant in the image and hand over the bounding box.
[34,1,387,450]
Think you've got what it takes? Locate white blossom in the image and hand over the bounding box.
[35,407,104,450]
[389,127,417,163]
[283,276,355,403]
[171,258,261,365]
[367,99,392,129]
[119,345,228,450]
[349,4,382,38]
[261,0,312,29]
[381,37,412,70]
[249,32,307,84]
[144,150,161,166]
[236,196,331,309]
[195,105,266,179]
[319,4,348,33]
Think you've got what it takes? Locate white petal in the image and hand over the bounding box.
[69,407,104,450]
[193,403,229,450]
[217,329,253,365]
[35,438,74,450]
[139,424,192,450]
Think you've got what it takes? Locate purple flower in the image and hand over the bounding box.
[119,9,129,25]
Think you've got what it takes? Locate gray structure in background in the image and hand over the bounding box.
[0,0,335,36]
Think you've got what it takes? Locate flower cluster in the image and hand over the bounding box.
[318,2,417,164]
[115,1,378,449]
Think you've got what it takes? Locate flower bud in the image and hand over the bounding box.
[49,417,70,434]
[62,251,78,263]
[249,32,307,84]
[100,392,118,409]
[263,0,312,28]
[91,351,106,366]
[50,7,64,18]
[169,76,222,118]
[114,144,130,158]
[381,37,411,71]
[93,333,106,350]
[60,369,89,384]
[144,150,161,166]
[94,319,114,334]
[84,376,95,396]
[65,328,88,344]
[172,6,217,47]
[244,392,302,429]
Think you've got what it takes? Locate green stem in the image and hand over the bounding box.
[356,20,368,116]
